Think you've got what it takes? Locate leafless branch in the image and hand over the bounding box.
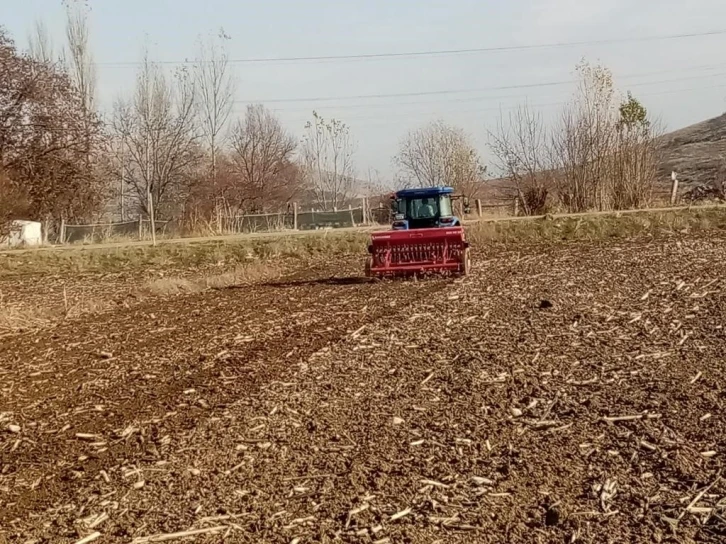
[394,120,485,197]
[194,29,235,183]
[488,105,552,214]
[301,111,357,210]
[112,51,201,219]
[230,104,299,211]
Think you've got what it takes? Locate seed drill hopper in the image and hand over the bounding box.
[365,186,471,278]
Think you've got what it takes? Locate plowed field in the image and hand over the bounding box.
[1,234,725,543]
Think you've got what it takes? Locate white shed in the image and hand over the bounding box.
[1,220,43,248]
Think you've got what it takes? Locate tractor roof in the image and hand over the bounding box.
[395,186,454,199]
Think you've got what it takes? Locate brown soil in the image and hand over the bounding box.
[1,235,725,543]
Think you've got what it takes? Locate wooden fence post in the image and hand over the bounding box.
[138,214,143,240]
[293,202,298,230]
[670,172,679,205]
[476,199,483,217]
[59,218,66,244]
[513,197,520,217]
[349,204,356,227]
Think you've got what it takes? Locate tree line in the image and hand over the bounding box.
[2,4,663,239]
[1,4,363,238]
[489,61,660,215]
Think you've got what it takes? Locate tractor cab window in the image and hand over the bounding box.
[399,196,451,220]
[438,196,453,217]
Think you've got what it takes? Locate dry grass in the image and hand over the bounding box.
[0,231,367,277]
[2,207,726,278]
[469,206,726,245]
[141,277,199,296]
[0,303,54,338]
[0,290,122,337]
[142,261,283,296]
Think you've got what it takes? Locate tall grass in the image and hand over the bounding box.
[0,231,369,276]
[468,207,726,245]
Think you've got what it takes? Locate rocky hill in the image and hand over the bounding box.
[658,112,726,187]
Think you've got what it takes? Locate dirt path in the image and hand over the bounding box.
[1,236,725,543]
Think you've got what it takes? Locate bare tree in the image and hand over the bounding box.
[195,29,235,184]
[64,1,95,117]
[113,52,200,220]
[28,19,55,64]
[301,111,356,209]
[181,152,239,231]
[394,120,485,197]
[1,28,104,230]
[63,0,97,185]
[552,61,620,212]
[230,104,299,211]
[488,105,552,215]
[363,168,392,196]
[552,60,660,212]
[610,93,660,209]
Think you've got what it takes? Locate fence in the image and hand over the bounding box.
[298,207,365,230]
[58,195,539,244]
[217,206,367,233]
[58,205,375,244]
[60,217,171,244]
[58,198,523,244]
[218,213,291,233]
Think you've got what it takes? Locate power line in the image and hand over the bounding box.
[260,82,726,125]
[236,81,572,104]
[110,66,725,116]
[95,29,726,66]
[231,71,726,105]
[250,65,726,112]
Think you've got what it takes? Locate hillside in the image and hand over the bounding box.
[658,112,726,186]
[476,113,726,205]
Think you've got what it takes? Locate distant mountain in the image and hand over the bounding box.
[658,113,726,186]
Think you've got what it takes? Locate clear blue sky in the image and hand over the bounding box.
[5,0,726,178]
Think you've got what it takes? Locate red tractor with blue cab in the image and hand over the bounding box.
[365,186,471,278]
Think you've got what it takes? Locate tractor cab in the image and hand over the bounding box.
[390,186,465,230]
